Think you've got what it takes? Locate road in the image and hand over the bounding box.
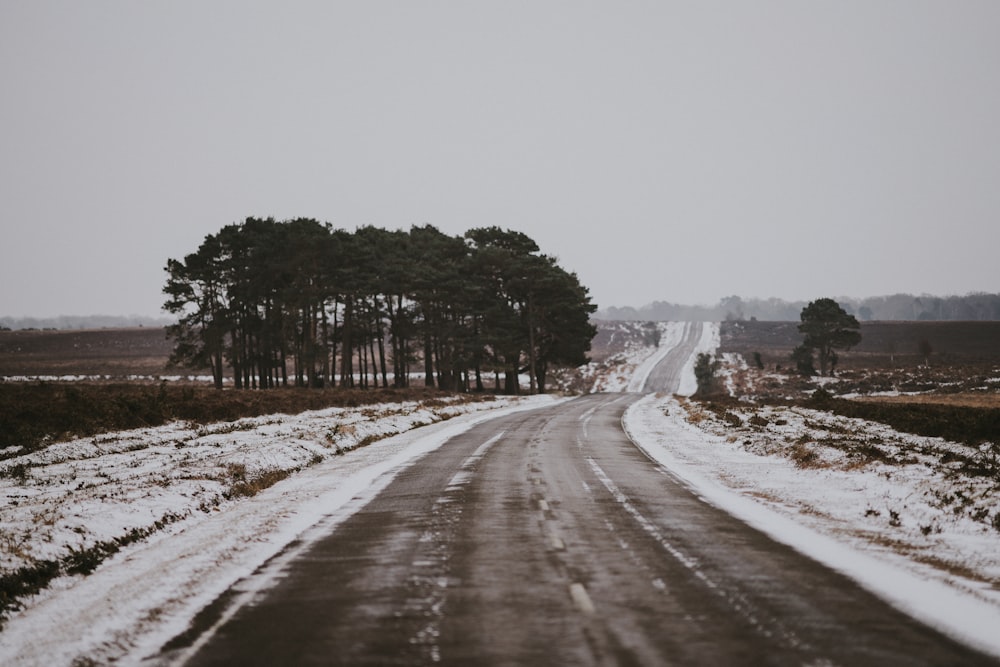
[158,392,996,665]
[640,321,705,393]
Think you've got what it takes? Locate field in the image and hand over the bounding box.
[4,321,1000,452]
[719,319,1000,409]
[0,327,190,378]
[0,322,656,450]
[721,319,1000,369]
[2,322,1000,663]
[4,319,999,388]
[0,328,488,453]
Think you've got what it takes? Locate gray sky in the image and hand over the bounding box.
[3,1,999,317]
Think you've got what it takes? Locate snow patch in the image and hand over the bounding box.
[623,394,1000,659]
[676,321,720,396]
[0,395,561,666]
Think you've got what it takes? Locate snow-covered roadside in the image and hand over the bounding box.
[623,393,1000,659]
[584,322,678,393]
[624,322,688,392]
[1,375,224,383]
[6,316,999,662]
[675,321,720,396]
[0,395,562,666]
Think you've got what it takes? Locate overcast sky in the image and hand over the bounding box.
[2,1,999,317]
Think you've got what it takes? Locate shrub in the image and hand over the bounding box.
[791,345,816,377]
[0,384,480,452]
[723,411,743,427]
[694,353,720,396]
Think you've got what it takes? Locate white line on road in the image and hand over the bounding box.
[446,432,506,488]
[468,431,505,462]
[585,456,806,650]
[569,583,596,615]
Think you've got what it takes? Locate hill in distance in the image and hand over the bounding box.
[597,292,1000,322]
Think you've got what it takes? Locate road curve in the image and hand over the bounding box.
[640,321,705,393]
[158,394,997,666]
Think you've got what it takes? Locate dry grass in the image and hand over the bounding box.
[859,393,1000,409]
[0,383,494,453]
[0,328,183,377]
[789,441,823,468]
[224,465,293,499]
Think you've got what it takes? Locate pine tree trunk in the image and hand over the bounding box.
[527,296,537,395]
[341,298,354,388]
[424,333,435,388]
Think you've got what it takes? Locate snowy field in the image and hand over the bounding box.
[626,393,1000,659]
[0,395,562,665]
[582,321,719,394]
[2,323,1000,663]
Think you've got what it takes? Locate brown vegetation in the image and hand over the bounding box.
[716,320,1000,455]
[721,320,1000,370]
[861,393,1000,409]
[0,327,190,378]
[0,383,491,453]
[0,327,507,452]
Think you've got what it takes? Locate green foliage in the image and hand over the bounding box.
[165,220,596,395]
[797,298,862,376]
[643,322,662,348]
[693,353,720,396]
[791,344,817,377]
[918,338,934,366]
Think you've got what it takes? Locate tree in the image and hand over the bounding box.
[918,338,933,366]
[464,227,596,394]
[163,233,232,389]
[164,220,598,394]
[791,344,816,377]
[797,298,862,376]
[693,353,719,396]
[465,227,540,394]
[522,257,597,393]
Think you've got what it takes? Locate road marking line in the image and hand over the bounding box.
[550,535,565,551]
[586,456,806,649]
[468,431,505,462]
[569,583,596,615]
[538,499,550,511]
[445,432,506,489]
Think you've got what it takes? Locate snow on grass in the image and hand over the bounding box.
[624,392,1000,659]
[582,321,680,393]
[0,394,561,666]
[624,322,687,392]
[676,321,720,396]
[4,318,1000,662]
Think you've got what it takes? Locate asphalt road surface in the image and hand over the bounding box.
[158,393,997,666]
[641,321,704,393]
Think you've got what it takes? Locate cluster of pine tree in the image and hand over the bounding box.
[163,218,596,394]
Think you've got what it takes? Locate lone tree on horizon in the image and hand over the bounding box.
[797,298,862,376]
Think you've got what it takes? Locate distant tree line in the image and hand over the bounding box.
[0,315,174,331]
[163,218,596,393]
[598,293,1000,322]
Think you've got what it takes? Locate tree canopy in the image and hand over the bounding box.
[163,218,596,394]
[797,298,862,376]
